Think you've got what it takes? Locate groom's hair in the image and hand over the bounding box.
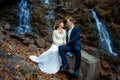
[68,17,76,24]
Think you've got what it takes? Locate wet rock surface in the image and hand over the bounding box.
[0,0,120,80]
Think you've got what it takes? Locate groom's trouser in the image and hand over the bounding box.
[59,45,81,71]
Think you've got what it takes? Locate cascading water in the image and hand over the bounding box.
[45,9,55,32]
[91,10,118,56]
[44,0,50,4]
[44,0,55,33]
[15,0,31,34]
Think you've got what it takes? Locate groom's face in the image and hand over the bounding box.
[66,19,72,28]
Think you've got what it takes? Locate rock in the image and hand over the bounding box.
[27,44,38,52]
[28,0,41,3]
[101,60,111,69]
[45,42,51,48]
[0,34,6,42]
[0,0,20,7]
[66,50,101,80]
[0,25,4,31]
[21,61,34,73]
[21,61,36,78]
[35,37,46,48]
[117,75,120,80]
[0,0,4,6]
[81,50,101,80]
[23,37,35,45]
[1,42,13,52]
[4,23,11,30]
[51,77,60,80]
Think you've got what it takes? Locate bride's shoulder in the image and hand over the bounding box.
[53,30,57,33]
[62,29,66,32]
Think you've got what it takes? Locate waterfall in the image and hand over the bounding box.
[44,0,55,33]
[45,9,55,32]
[15,0,31,34]
[44,0,50,4]
[91,10,118,56]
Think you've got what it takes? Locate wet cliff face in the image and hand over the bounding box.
[92,0,120,54]
[0,0,120,54]
[0,0,20,7]
[58,0,120,54]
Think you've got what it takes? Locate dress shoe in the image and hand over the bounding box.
[73,70,79,77]
[60,64,70,72]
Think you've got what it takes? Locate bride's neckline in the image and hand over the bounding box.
[57,29,63,34]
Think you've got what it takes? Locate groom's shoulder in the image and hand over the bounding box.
[74,26,80,29]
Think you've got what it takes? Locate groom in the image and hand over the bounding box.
[59,17,81,77]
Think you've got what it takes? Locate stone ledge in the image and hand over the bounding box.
[66,50,101,80]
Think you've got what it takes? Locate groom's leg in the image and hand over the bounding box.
[59,45,71,65]
[73,46,81,76]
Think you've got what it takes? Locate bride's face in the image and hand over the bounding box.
[59,22,64,28]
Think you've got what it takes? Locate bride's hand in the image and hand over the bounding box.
[63,41,66,45]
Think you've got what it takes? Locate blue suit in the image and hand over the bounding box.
[59,26,81,72]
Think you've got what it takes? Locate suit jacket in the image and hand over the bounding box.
[66,26,81,47]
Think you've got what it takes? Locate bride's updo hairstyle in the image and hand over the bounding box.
[53,19,63,29]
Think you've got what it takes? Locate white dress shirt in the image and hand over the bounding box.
[68,26,74,41]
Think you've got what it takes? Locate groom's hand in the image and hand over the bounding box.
[63,41,66,45]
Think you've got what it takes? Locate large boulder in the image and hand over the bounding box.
[67,50,101,80]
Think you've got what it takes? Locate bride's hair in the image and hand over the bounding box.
[53,19,63,29]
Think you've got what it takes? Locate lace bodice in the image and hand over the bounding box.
[52,29,66,46]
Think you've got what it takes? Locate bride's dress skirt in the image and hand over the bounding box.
[29,44,62,74]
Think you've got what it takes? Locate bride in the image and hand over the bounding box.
[29,19,66,74]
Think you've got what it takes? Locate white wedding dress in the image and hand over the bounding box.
[29,29,66,74]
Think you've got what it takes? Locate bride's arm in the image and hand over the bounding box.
[52,30,62,46]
